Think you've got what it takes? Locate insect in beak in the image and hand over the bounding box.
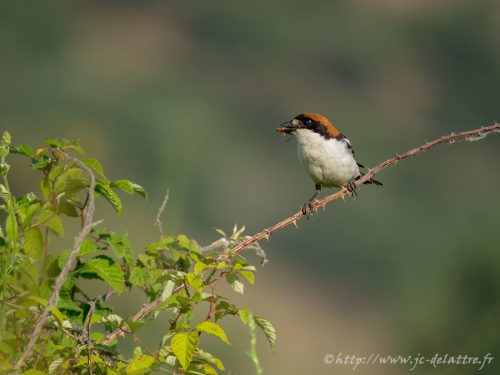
[276,120,299,134]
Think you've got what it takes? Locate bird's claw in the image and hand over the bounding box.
[346,180,358,197]
[301,201,315,218]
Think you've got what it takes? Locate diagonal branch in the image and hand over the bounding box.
[230,123,500,254]
[15,152,100,369]
[102,122,500,345]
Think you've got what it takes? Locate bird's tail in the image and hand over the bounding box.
[361,176,383,186]
[356,163,383,186]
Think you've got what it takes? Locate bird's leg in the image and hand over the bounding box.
[302,184,321,216]
[345,180,358,197]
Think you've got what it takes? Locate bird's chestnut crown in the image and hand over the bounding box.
[276,112,341,139]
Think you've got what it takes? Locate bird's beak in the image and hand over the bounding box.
[276,120,298,134]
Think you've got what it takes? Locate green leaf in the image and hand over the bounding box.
[32,155,52,170]
[58,200,78,217]
[44,138,62,148]
[240,271,255,285]
[126,354,155,375]
[95,179,122,214]
[82,157,104,176]
[194,261,207,275]
[63,140,84,154]
[0,184,8,202]
[50,306,67,326]
[58,283,83,313]
[129,267,147,287]
[48,358,64,374]
[171,332,198,371]
[79,238,97,257]
[80,256,125,293]
[162,279,176,299]
[23,227,43,259]
[58,249,71,269]
[239,309,251,325]
[225,274,244,294]
[196,321,230,344]
[110,232,133,263]
[186,273,202,292]
[133,346,143,358]
[40,177,50,198]
[255,316,277,348]
[127,320,146,333]
[177,234,200,253]
[11,144,35,158]
[202,364,218,375]
[111,179,147,198]
[195,350,225,371]
[54,167,84,194]
[36,209,64,237]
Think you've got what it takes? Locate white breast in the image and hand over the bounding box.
[295,129,360,187]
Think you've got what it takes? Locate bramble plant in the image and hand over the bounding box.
[0,132,275,374]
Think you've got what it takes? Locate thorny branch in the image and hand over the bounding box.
[15,152,101,369]
[102,123,500,345]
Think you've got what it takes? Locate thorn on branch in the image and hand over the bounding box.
[100,122,500,346]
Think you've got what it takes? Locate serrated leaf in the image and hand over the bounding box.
[126,354,155,375]
[255,316,277,348]
[82,157,104,176]
[95,179,122,214]
[23,227,43,259]
[111,179,147,198]
[171,332,198,370]
[196,321,230,344]
[80,256,125,293]
[195,350,225,371]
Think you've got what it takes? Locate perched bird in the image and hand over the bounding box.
[276,113,382,213]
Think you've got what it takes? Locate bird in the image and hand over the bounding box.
[276,112,382,214]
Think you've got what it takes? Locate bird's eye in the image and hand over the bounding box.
[303,119,312,125]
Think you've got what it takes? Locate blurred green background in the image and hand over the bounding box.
[2,1,500,374]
